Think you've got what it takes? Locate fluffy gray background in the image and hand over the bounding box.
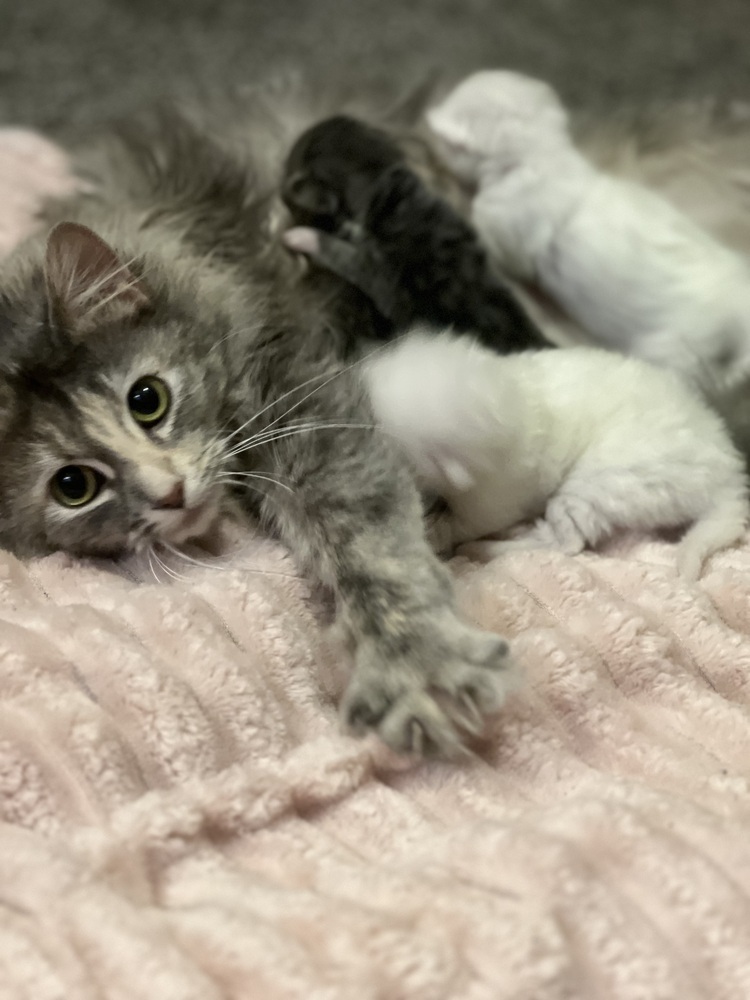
[0,0,748,136]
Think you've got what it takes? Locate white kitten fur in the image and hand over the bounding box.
[364,331,748,578]
[427,70,750,388]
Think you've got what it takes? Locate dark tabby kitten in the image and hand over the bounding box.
[0,107,513,757]
[281,114,551,350]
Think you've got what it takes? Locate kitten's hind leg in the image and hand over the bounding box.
[461,461,739,568]
[459,473,611,561]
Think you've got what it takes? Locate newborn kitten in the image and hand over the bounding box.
[363,331,748,580]
[282,114,550,352]
[0,108,513,757]
[426,70,750,387]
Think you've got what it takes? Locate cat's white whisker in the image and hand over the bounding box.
[160,541,225,572]
[224,420,377,460]
[151,546,187,583]
[216,477,270,499]
[160,539,299,581]
[224,369,338,446]
[146,548,161,585]
[215,470,295,493]
[223,341,393,448]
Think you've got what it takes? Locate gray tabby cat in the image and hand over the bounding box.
[0,103,513,757]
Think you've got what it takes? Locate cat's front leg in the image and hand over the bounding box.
[258,401,515,756]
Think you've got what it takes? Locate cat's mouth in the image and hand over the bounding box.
[150,495,222,547]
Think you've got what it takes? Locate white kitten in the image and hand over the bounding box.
[364,331,748,578]
[426,70,750,388]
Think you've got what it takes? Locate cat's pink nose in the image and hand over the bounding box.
[154,480,185,510]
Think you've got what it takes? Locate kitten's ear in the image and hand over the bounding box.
[283,172,339,219]
[425,109,470,151]
[45,222,151,337]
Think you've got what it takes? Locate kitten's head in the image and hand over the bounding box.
[282,115,404,230]
[0,222,238,558]
[426,70,570,182]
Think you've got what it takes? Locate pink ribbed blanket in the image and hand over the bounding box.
[1,126,750,1000]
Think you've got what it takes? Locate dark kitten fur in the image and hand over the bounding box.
[283,114,405,233]
[281,114,551,351]
[0,105,513,756]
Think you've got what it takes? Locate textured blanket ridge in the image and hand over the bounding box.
[2,129,750,1000]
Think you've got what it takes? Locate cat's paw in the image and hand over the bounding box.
[341,619,516,757]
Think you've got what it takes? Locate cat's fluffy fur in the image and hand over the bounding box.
[364,332,749,579]
[0,95,514,757]
[427,70,750,388]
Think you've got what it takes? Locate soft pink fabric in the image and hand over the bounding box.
[1,130,750,999]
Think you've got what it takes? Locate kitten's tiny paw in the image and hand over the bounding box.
[283,226,321,255]
[342,623,515,757]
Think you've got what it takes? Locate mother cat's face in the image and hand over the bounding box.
[0,222,235,558]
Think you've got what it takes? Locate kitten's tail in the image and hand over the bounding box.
[676,492,748,580]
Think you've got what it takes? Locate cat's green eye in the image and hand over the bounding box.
[51,465,102,508]
[127,376,171,427]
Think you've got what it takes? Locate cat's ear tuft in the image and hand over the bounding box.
[45,222,151,337]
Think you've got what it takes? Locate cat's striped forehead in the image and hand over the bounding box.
[73,390,206,499]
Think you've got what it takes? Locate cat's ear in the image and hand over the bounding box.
[425,109,471,152]
[44,222,151,337]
